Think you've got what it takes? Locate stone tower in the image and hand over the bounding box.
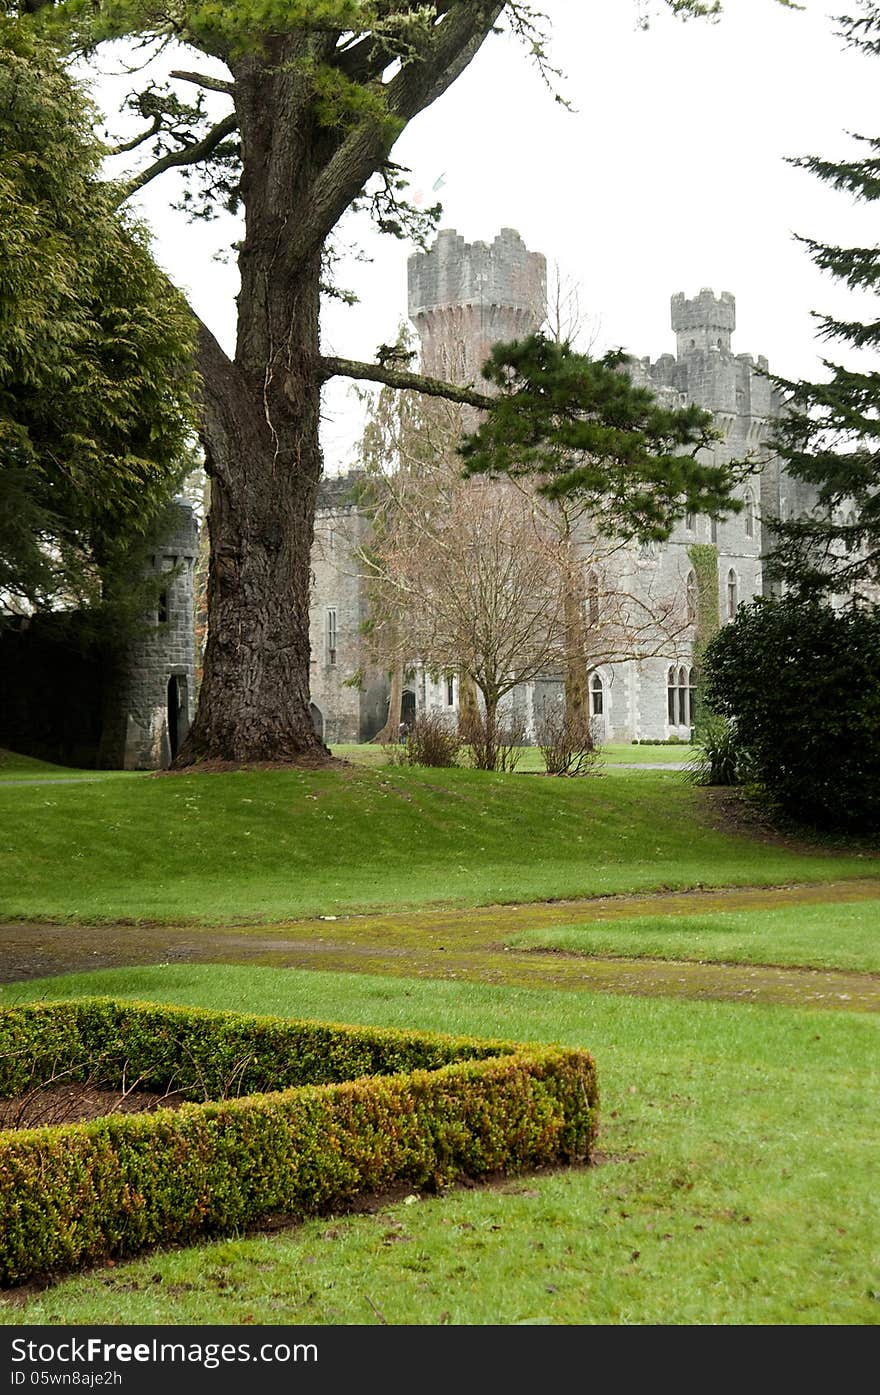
[98,500,199,769]
[408,227,547,387]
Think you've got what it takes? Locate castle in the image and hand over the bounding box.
[308,227,799,745]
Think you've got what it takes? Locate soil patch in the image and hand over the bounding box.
[0,1085,187,1131]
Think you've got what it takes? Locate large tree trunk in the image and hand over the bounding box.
[372,663,404,744]
[174,51,329,766]
[562,550,594,751]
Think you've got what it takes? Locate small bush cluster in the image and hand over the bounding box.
[459,710,526,772]
[0,1000,599,1286]
[394,712,462,768]
[536,702,602,777]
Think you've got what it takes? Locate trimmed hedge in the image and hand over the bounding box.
[0,1000,599,1285]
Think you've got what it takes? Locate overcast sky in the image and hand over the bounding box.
[93,0,877,472]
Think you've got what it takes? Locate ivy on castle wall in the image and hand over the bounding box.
[688,543,720,731]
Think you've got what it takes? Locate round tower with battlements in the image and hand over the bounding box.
[408,227,546,387]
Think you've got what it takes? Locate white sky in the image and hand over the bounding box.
[91,0,877,472]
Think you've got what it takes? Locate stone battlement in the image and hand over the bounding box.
[408,227,546,321]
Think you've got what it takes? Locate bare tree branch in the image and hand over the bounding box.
[169,69,235,96]
[320,354,494,410]
[122,112,238,199]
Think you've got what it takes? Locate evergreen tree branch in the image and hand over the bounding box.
[121,112,238,199]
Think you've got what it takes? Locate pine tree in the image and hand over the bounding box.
[766,3,880,598]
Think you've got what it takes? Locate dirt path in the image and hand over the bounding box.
[2,877,878,1011]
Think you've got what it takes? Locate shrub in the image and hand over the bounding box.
[702,597,880,831]
[0,1000,599,1285]
[459,710,526,772]
[536,701,602,777]
[395,712,462,768]
[684,715,743,787]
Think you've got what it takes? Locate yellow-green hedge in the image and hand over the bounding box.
[0,1000,599,1285]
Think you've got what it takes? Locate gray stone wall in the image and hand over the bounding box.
[99,501,199,769]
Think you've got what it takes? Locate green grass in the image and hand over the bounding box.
[0,749,144,783]
[0,764,875,924]
[331,742,690,769]
[1,964,876,1325]
[504,900,880,974]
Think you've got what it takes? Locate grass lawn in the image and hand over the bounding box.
[0,964,876,1326]
[0,764,876,925]
[504,900,880,974]
[332,742,691,769]
[0,749,145,784]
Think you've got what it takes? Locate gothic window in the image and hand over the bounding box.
[157,590,168,625]
[685,511,696,531]
[667,666,677,725]
[710,517,718,544]
[744,488,755,539]
[686,571,698,623]
[727,569,738,621]
[586,570,600,625]
[590,673,604,716]
[325,607,337,666]
[678,666,688,726]
[446,673,455,707]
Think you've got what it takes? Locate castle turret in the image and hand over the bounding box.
[408,227,546,386]
[671,288,736,357]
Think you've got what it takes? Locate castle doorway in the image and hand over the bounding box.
[401,690,416,732]
[166,675,188,760]
[309,703,324,739]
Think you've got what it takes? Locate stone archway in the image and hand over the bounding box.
[309,703,324,740]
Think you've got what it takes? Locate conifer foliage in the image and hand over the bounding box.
[0,20,197,617]
[767,4,880,597]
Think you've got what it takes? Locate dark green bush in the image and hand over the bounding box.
[702,598,880,831]
[0,1000,599,1285]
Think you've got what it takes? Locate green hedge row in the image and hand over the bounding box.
[0,1000,599,1285]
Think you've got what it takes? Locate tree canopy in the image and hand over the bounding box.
[766,4,880,599]
[459,334,741,542]
[0,18,198,617]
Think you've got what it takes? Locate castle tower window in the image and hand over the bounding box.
[685,511,696,531]
[678,666,688,726]
[586,570,600,625]
[325,607,337,666]
[446,673,455,706]
[710,517,718,544]
[726,569,738,621]
[744,488,755,539]
[686,570,697,623]
[157,590,168,625]
[667,667,677,725]
[590,673,604,716]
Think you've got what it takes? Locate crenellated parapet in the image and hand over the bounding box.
[408,227,546,386]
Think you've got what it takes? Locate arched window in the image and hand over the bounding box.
[678,665,688,725]
[710,517,718,544]
[586,570,600,625]
[590,673,604,716]
[686,570,697,623]
[667,666,677,725]
[727,569,738,621]
[743,488,755,540]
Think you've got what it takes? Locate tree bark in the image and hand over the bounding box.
[372,663,404,744]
